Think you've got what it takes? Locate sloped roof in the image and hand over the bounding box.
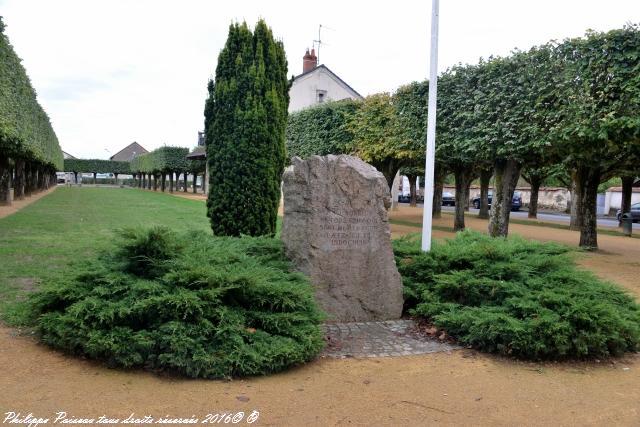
[110,142,148,162]
[291,64,363,99]
[187,145,206,159]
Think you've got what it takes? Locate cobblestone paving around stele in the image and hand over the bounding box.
[323,319,459,358]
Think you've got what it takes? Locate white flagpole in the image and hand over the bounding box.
[421,0,440,252]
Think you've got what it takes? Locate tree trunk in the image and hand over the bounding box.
[13,159,25,200]
[0,156,12,206]
[169,172,174,192]
[390,171,400,210]
[38,166,46,190]
[464,181,471,212]
[488,159,521,237]
[43,167,49,190]
[620,175,634,226]
[29,164,38,194]
[433,166,445,219]
[192,172,197,193]
[453,167,473,231]
[148,173,153,190]
[114,173,119,186]
[32,165,40,193]
[478,169,491,219]
[528,175,542,219]
[92,172,97,185]
[380,159,399,191]
[569,170,583,230]
[24,163,32,196]
[577,166,601,250]
[183,172,188,193]
[408,174,418,207]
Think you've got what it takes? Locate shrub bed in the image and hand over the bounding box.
[28,227,324,378]
[394,231,640,359]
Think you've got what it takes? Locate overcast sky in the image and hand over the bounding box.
[1,0,639,159]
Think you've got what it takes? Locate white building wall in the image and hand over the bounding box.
[289,68,360,113]
[604,189,640,214]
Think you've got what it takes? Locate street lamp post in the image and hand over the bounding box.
[421,0,440,252]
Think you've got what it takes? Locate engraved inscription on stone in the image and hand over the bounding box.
[315,211,377,248]
[281,154,403,322]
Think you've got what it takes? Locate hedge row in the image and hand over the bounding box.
[130,146,188,173]
[129,146,205,193]
[0,17,62,170]
[286,99,357,161]
[286,25,640,249]
[64,159,130,174]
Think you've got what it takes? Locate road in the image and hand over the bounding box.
[418,205,640,230]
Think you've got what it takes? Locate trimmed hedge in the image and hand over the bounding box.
[64,159,130,174]
[286,99,358,160]
[0,17,62,170]
[394,231,640,360]
[28,227,325,378]
[130,146,190,173]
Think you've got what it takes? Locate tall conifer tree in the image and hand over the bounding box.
[205,20,289,236]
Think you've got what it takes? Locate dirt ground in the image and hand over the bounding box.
[1,203,640,426]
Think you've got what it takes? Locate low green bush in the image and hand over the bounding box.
[27,227,324,378]
[394,231,640,359]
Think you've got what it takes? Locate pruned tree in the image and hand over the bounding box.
[475,45,562,237]
[0,17,62,204]
[436,65,483,231]
[348,93,412,189]
[205,20,289,237]
[554,26,640,248]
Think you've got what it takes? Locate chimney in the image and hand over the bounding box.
[303,48,317,73]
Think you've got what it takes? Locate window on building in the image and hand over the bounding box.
[316,90,327,103]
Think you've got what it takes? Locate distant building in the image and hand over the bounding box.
[58,151,77,183]
[186,133,208,194]
[288,48,363,113]
[188,48,362,191]
[109,141,148,162]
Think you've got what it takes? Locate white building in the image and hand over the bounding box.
[289,48,363,113]
[603,186,640,214]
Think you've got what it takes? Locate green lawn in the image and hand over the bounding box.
[0,187,211,323]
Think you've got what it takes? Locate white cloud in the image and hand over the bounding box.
[1,0,638,159]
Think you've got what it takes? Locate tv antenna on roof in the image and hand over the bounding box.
[313,24,333,65]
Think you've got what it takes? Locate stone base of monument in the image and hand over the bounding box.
[322,320,459,358]
[281,155,404,322]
